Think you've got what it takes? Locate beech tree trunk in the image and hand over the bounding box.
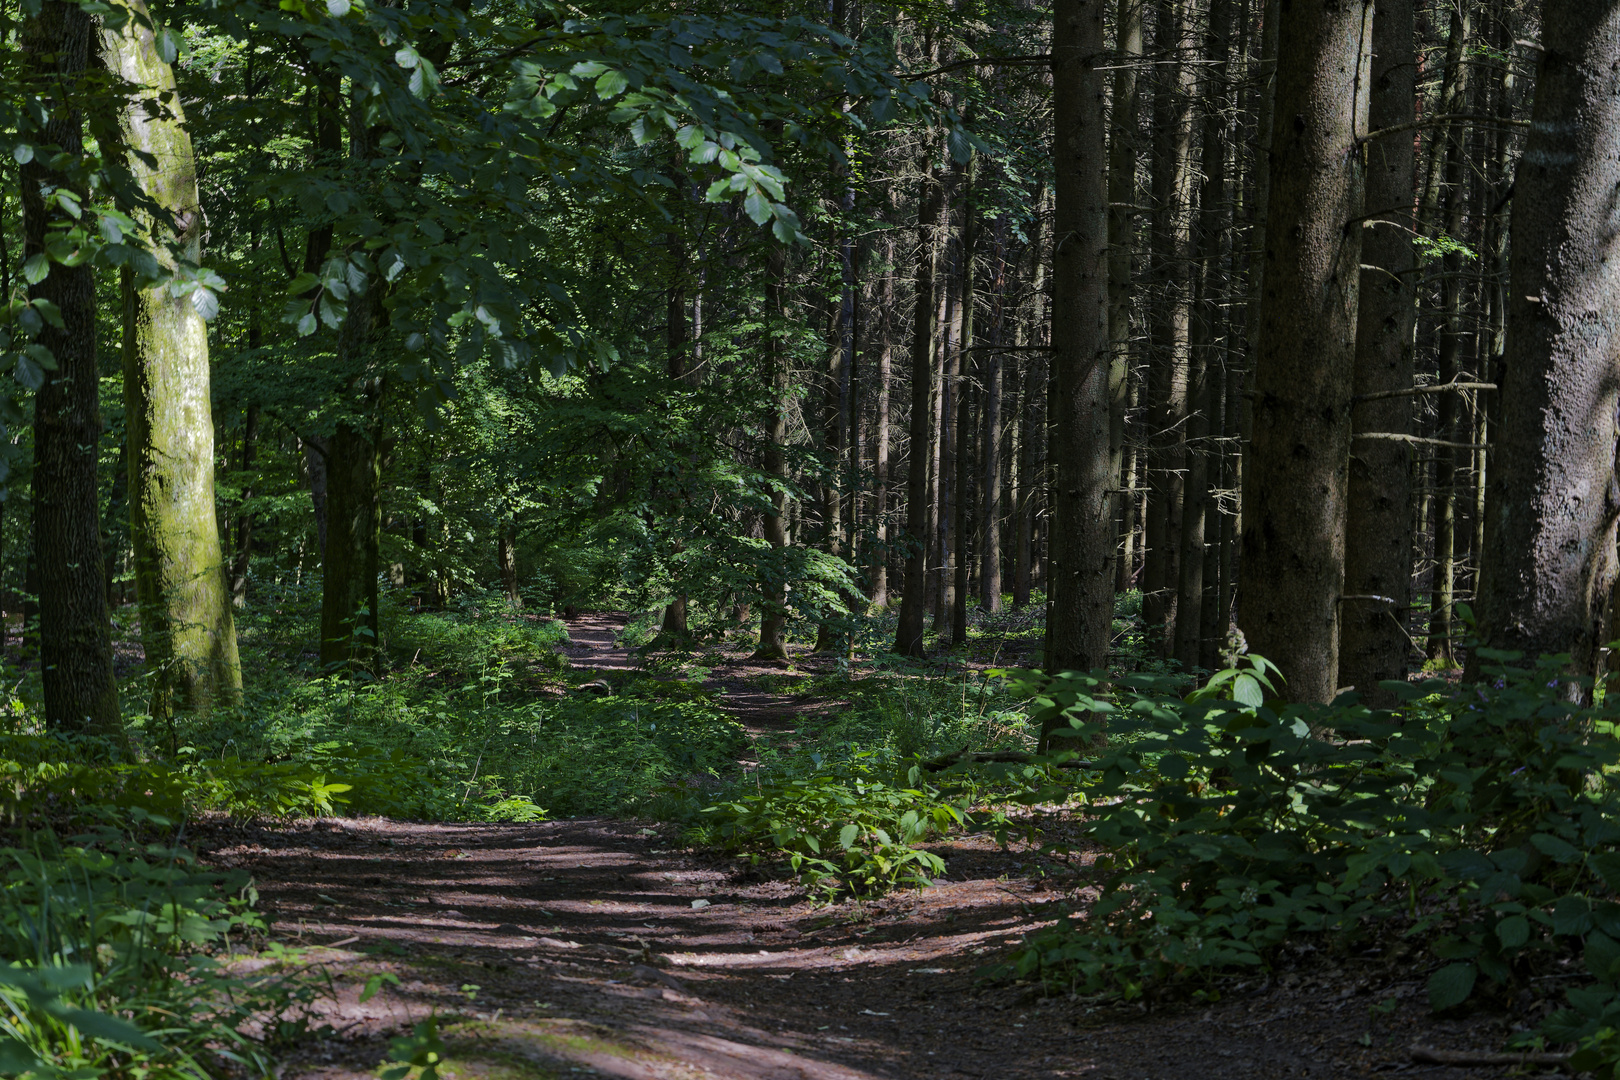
[22,0,121,738]
[1237,0,1372,703]
[1340,0,1418,706]
[1107,0,1143,599]
[1474,0,1620,681]
[105,0,242,717]
[1045,0,1114,679]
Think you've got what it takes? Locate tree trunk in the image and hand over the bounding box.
[1045,0,1114,682]
[754,236,792,661]
[231,405,258,608]
[105,0,242,716]
[1175,0,1232,671]
[320,404,383,671]
[1108,0,1144,600]
[895,166,946,657]
[1474,0,1620,682]
[979,236,1004,612]
[1426,4,1471,668]
[22,0,121,738]
[1340,0,1417,707]
[869,242,894,606]
[1237,0,1372,703]
[1142,0,1195,654]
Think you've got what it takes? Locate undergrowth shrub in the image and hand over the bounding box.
[694,753,973,896]
[0,821,308,1078]
[1004,647,1620,1073]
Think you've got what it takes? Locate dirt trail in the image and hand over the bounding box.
[205,614,1526,1079]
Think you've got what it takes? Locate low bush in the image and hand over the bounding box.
[1004,645,1620,1072]
[696,753,972,895]
[0,821,310,1078]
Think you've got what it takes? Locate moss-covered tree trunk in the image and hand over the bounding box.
[22,0,122,738]
[103,0,242,717]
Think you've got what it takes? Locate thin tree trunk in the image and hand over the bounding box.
[105,0,242,715]
[754,234,792,661]
[1045,0,1114,685]
[1108,0,1144,602]
[1474,0,1620,683]
[895,165,946,656]
[1237,0,1372,703]
[980,231,1005,612]
[1340,0,1418,705]
[231,405,258,608]
[1426,4,1471,668]
[22,0,121,738]
[1142,0,1195,654]
[869,243,894,606]
[1175,0,1232,671]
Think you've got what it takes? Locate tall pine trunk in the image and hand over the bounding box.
[1340,0,1418,705]
[1237,0,1372,703]
[1474,0,1620,682]
[1045,0,1114,683]
[895,166,945,656]
[105,0,242,716]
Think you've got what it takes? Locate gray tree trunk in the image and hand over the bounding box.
[1340,0,1418,706]
[1237,0,1372,703]
[1474,1,1620,682]
[1045,0,1114,683]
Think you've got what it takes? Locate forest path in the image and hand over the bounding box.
[205,613,1520,1079]
[559,610,847,736]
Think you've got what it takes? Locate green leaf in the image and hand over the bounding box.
[12,144,32,165]
[1555,896,1595,937]
[1586,931,1620,983]
[22,254,48,285]
[1531,832,1580,863]
[1589,853,1620,891]
[1157,754,1190,779]
[743,190,771,225]
[155,27,178,64]
[395,46,419,69]
[595,69,629,100]
[838,823,858,850]
[326,0,349,14]
[1496,915,1530,950]
[1232,674,1264,708]
[1427,962,1477,1011]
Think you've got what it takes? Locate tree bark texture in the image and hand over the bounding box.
[1237,0,1372,703]
[22,0,121,738]
[1340,0,1418,706]
[1475,0,1620,680]
[895,168,945,657]
[754,238,792,661]
[1046,0,1115,676]
[1142,0,1195,653]
[105,0,242,717]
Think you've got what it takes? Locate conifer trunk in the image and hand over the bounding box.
[1475,0,1620,681]
[1237,0,1372,703]
[1045,0,1114,678]
[895,167,945,656]
[1340,0,1418,704]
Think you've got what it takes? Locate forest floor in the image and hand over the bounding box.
[191,614,1552,1080]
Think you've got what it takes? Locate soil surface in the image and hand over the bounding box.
[198,614,1551,1080]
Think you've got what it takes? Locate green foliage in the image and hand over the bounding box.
[0,824,307,1078]
[697,753,967,896]
[1004,649,1620,1063]
[381,1017,447,1080]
